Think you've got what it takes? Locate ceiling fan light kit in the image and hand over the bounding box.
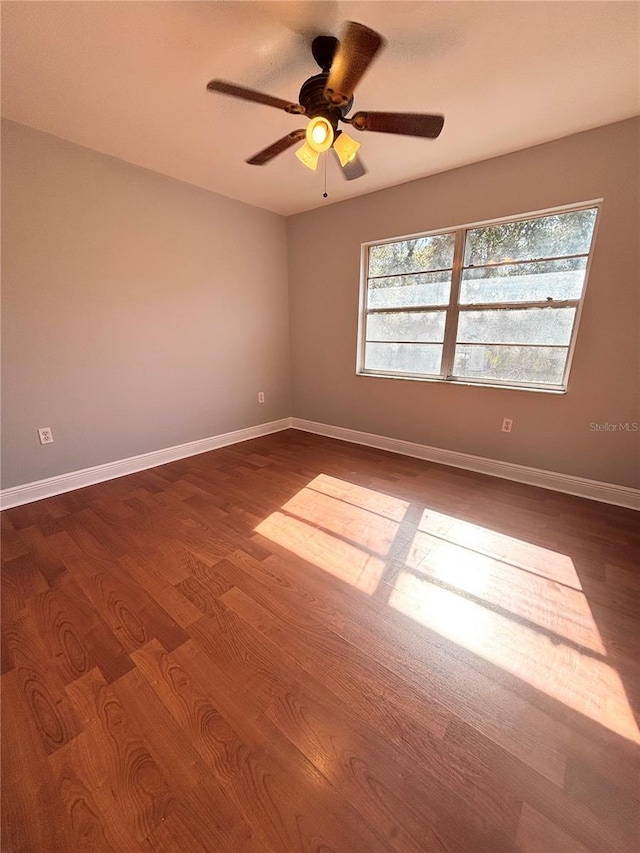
[306,116,334,152]
[206,20,445,186]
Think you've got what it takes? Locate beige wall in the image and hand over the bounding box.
[287,119,640,489]
[3,118,638,493]
[1,120,290,489]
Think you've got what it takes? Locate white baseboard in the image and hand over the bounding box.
[3,416,638,512]
[290,418,640,511]
[0,419,291,510]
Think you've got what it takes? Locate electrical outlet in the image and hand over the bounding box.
[38,427,54,445]
[501,418,513,434]
[258,392,265,404]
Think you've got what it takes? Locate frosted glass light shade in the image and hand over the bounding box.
[334,131,361,167]
[295,142,320,171]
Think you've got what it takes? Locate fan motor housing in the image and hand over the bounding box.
[298,72,352,128]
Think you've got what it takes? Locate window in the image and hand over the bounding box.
[358,203,600,391]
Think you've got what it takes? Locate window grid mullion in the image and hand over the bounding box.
[441,230,466,378]
[464,251,589,270]
[457,299,580,312]
[366,340,446,345]
[452,342,571,349]
[367,265,453,280]
[366,299,579,317]
[365,305,450,316]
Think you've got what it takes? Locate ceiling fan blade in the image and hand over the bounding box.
[207,80,304,114]
[324,22,385,107]
[246,130,307,166]
[349,111,445,138]
[333,149,367,181]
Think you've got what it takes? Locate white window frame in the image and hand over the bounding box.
[356,199,602,393]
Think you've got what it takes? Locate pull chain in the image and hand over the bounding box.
[322,152,328,199]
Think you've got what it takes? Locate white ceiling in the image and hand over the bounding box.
[2,1,639,216]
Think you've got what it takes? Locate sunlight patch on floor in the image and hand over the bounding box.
[255,475,639,743]
[305,474,410,522]
[255,474,409,592]
[281,483,401,557]
[389,570,639,743]
[255,510,385,594]
[415,508,581,589]
[406,521,605,655]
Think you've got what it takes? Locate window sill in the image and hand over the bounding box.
[356,371,567,394]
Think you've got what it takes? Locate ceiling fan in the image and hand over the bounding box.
[207,21,445,181]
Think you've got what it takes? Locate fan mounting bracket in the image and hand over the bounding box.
[298,72,352,126]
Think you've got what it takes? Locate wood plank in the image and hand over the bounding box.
[72,563,189,654]
[1,670,77,851]
[3,610,82,754]
[0,511,31,562]
[19,524,70,585]
[119,553,202,628]
[563,756,639,849]
[52,667,175,845]
[113,667,262,852]
[30,580,135,684]
[445,716,637,853]
[1,550,50,620]
[516,803,593,853]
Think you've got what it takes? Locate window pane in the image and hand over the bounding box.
[368,233,455,277]
[463,208,597,267]
[366,311,446,343]
[365,343,443,375]
[460,258,587,304]
[368,271,451,309]
[453,345,567,385]
[457,307,575,346]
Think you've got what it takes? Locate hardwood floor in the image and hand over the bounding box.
[2,429,639,852]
